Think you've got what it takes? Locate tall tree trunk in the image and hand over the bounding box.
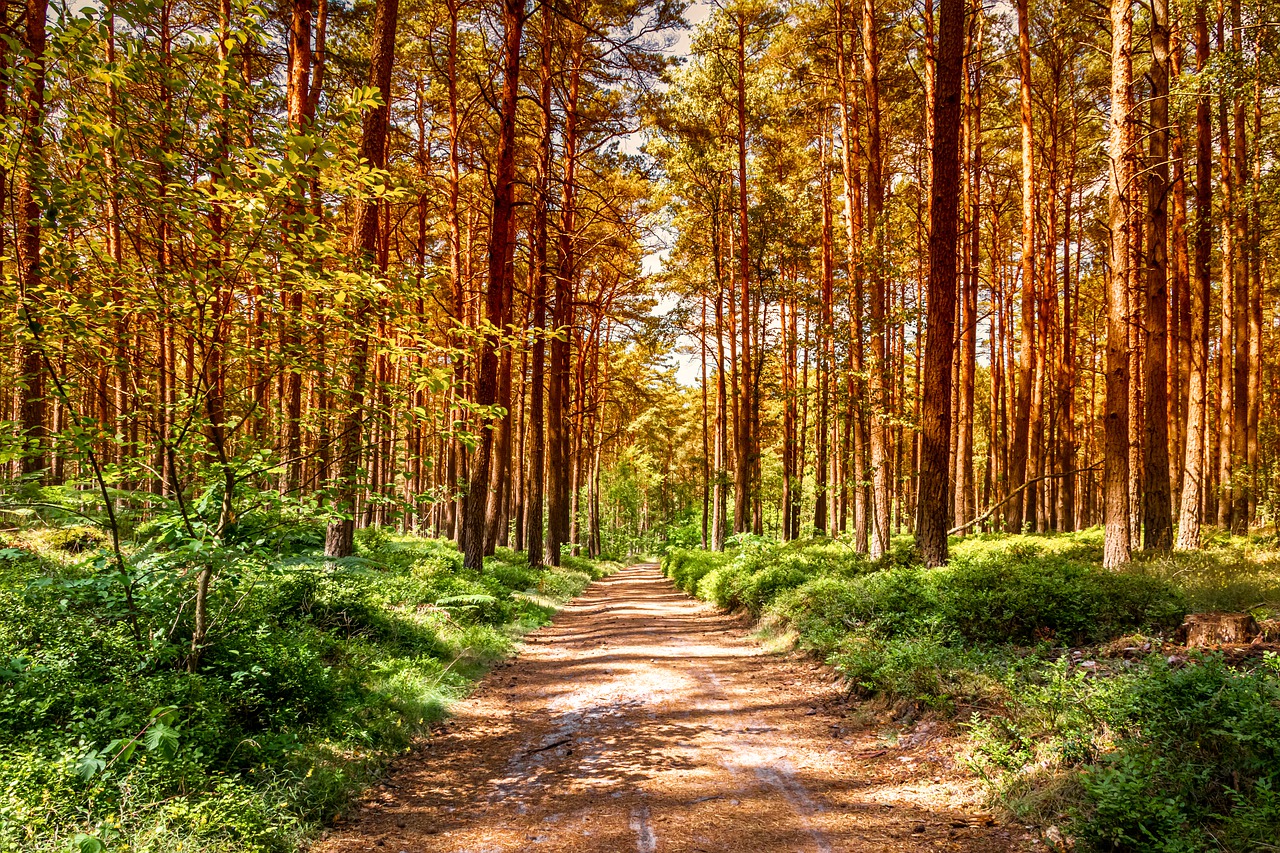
[918,0,964,567]
[863,0,890,558]
[815,131,833,536]
[1170,31,1190,503]
[1103,0,1133,567]
[835,0,868,552]
[445,0,465,541]
[462,0,523,570]
[1142,0,1173,549]
[279,0,313,495]
[15,0,48,480]
[324,0,400,558]
[733,11,754,535]
[1008,0,1035,533]
[1056,71,1079,531]
[1177,0,1213,550]
[1228,0,1248,532]
[524,7,552,568]
[702,294,711,548]
[1215,8,1232,529]
[713,286,728,551]
[1246,64,1261,526]
[548,22,581,565]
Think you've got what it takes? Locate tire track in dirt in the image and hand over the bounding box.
[312,564,1029,852]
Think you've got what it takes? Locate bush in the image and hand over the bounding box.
[940,554,1186,644]
[1075,655,1280,851]
[661,548,730,594]
[41,525,107,554]
[0,525,606,853]
[830,632,991,710]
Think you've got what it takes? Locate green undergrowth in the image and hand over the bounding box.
[663,530,1280,851]
[0,521,616,853]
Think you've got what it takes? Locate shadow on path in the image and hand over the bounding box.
[313,564,1027,852]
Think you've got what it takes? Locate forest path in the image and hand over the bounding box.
[313,564,1026,853]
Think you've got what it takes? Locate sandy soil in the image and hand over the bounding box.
[313,564,1031,852]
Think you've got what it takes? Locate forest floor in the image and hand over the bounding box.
[312,563,1031,853]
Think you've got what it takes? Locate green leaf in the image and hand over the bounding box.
[73,834,105,853]
[75,750,106,781]
[144,722,179,760]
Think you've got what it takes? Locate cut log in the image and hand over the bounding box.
[1176,612,1260,647]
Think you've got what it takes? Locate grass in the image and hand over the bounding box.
[663,529,1280,851]
[0,519,617,853]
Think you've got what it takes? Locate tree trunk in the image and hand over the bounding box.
[1170,32,1190,503]
[1215,8,1232,529]
[917,0,964,567]
[1142,0,1173,550]
[1008,0,1035,533]
[1103,0,1133,568]
[733,11,754,535]
[324,0,400,558]
[279,0,313,495]
[835,0,868,552]
[15,0,48,480]
[863,0,890,559]
[445,0,465,542]
[524,6,553,568]
[1056,62,1079,531]
[548,24,581,566]
[1228,0,1248,532]
[815,131,833,536]
[1176,0,1213,551]
[461,0,523,570]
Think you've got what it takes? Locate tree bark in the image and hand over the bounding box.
[917,0,964,567]
[15,0,48,480]
[733,11,755,535]
[1008,0,1035,533]
[462,0,524,570]
[1142,0,1173,550]
[863,0,890,558]
[1176,0,1213,551]
[548,21,581,565]
[834,0,868,552]
[1228,0,1248,532]
[1103,0,1133,568]
[524,6,553,568]
[324,0,401,558]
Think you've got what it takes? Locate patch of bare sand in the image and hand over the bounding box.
[312,564,1031,852]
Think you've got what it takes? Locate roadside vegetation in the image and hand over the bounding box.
[0,502,616,853]
[663,531,1280,851]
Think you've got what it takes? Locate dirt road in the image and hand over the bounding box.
[314,564,1027,852]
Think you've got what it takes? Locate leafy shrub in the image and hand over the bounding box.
[662,548,729,593]
[487,561,537,592]
[1075,655,1280,851]
[940,555,1186,644]
[830,632,990,709]
[0,525,605,853]
[227,509,326,555]
[42,525,107,554]
[738,564,809,613]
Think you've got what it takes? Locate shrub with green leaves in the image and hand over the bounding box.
[41,525,108,554]
[661,548,730,594]
[1075,655,1280,851]
[0,526,610,853]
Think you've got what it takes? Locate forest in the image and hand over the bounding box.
[0,0,1279,848]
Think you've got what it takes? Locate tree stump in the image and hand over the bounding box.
[1256,619,1280,643]
[1176,612,1260,647]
